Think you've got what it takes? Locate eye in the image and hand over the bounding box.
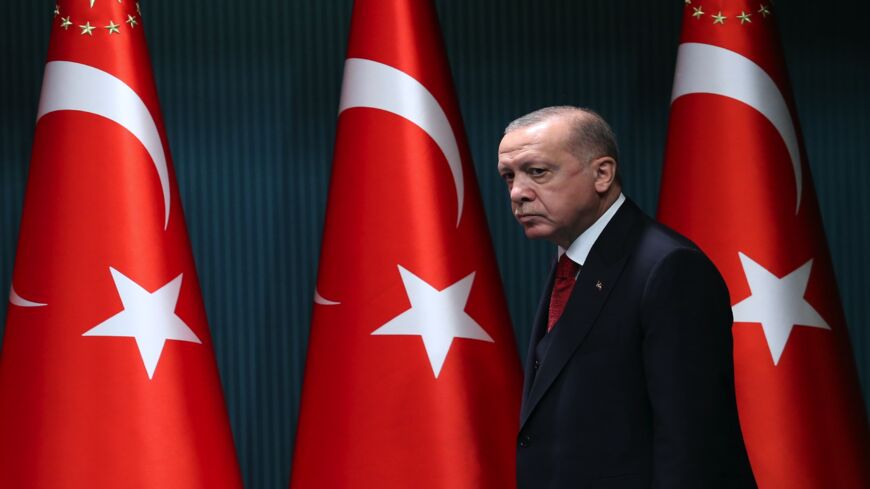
[500,171,514,184]
[528,167,547,177]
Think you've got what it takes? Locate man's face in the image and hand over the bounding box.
[497,116,607,249]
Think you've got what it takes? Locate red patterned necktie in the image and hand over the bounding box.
[547,254,580,332]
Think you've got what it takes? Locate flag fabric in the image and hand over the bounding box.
[290,0,522,487]
[0,2,242,487]
[658,1,870,487]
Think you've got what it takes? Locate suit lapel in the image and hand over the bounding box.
[521,259,556,406]
[520,200,642,429]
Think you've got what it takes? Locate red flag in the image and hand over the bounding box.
[658,1,870,487]
[0,2,242,487]
[290,0,522,487]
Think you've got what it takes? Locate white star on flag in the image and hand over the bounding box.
[372,265,494,378]
[732,252,830,365]
[83,267,202,379]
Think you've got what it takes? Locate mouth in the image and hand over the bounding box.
[515,212,542,223]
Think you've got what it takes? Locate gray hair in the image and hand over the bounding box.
[504,106,620,165]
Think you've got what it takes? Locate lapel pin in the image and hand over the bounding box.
[595,280,604,291]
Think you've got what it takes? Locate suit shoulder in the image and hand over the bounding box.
[627,212,727,296]
[598,199,717,274]
[633,211,706,263]
[627,217,730,314]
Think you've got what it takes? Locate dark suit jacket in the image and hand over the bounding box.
[517,199,756,489]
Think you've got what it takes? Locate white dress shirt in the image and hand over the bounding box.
[559,193,626,268]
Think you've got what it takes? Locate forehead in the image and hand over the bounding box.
[498,118,573,166]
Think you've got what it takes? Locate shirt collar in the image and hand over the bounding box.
[559,193,625,266]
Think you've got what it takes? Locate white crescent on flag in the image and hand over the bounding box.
[9,285,47,308]
[313,288,340,306]
[37,60,172,229]
[671,42,803,214]
[338,58,465,227]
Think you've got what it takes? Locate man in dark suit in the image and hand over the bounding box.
[497,106,757,488]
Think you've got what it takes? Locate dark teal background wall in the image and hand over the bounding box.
[2,1,868,487]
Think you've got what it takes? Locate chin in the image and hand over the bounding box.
[522,226,554,242]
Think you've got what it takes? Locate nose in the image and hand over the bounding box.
[510,175,534,204]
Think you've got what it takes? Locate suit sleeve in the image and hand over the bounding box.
[640,248,756,489]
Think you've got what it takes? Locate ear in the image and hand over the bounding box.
[591,156,617,193]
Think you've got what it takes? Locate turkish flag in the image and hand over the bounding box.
[658,1,870,487]
[0,2,242,487]
[289,1,522,488]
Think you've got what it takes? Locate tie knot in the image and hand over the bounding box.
[555,254,579,279]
